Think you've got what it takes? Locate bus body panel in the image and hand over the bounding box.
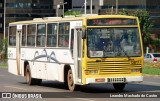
[20,48,74,81]
[8,20,83,84]
[8,15,143,91]
[8,48,18,75]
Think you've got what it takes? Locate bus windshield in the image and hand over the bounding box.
[87,28,141,58]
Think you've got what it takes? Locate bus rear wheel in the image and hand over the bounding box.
[113,83,126,92]
[25,65,42,85]
[35,79,42,85]
[67,69,78,91]
[26,65,34,85]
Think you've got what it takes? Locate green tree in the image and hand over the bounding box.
[0,38,8,61]
[64,11,80,16]
[132,9,153,48]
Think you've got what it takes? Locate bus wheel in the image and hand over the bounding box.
[113,83,125,92]
[35,79,42,85]
[67,69,77,91]
[25,65,34,85]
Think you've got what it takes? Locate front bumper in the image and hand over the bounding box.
[86,76,143,84]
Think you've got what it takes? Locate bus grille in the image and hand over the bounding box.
[86,60,141,75]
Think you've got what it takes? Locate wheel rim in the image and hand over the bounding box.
[68,70,75,91]
[26,69,30,83]
[68,70,73,87]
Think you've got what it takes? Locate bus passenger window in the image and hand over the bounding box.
[58,22,70,47]
[70,29,74,56]
[27,24,36,46]
[9,26,16,46]
[37,24,46,47]
[47,23,57,47]
[22,25,26,46]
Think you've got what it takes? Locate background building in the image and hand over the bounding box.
[71,0,103,14]
[5,0,54,23]
[1,0,64,40]
[0,0,160,40]
[146,0,160,38]
[0,1,4,39]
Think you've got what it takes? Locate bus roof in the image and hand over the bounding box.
[9,14,138,25]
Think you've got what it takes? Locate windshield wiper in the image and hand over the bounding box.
[119,46,131,60]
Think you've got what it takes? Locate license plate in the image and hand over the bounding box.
[95,78,105,82]
[108,78,125,83]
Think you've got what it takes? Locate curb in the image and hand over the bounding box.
[143,74,160,77]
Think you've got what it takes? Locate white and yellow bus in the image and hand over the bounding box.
[8,15,143,91]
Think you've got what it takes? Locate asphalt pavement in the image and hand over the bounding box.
[0,68,160,101]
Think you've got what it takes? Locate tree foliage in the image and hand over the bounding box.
[0,38,8,61]
[64,11,80,16]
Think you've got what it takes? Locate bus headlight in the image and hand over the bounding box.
[85,70,98,75]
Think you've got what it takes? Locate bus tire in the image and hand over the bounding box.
[35,79,42,85]
[25,64,35,85]
[67,69,78,91]
[113,83,125,92]
[64,81,68,88]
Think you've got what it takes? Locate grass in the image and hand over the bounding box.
[0,62,8,68]
[143,68,160,75]
[143,62,160,75]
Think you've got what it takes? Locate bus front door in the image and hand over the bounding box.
[73,27,82,83]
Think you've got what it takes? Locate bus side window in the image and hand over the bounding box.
[27,24,36,46]
[22,25,26,46]
[47,23,57,47]
[9,26,16,46]
[71,29,74,57]
[58,22,70,47]
[37,24,46,47]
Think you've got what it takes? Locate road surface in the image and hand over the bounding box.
[0,68,160,101]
